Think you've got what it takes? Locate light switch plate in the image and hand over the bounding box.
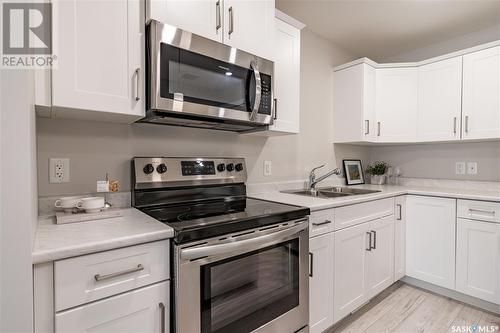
[49,158,70,183]
[455,162,466,175]
[467,162,478,175]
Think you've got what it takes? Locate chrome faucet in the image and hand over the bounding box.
[308,165,342,191]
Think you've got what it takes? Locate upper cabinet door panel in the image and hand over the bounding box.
[223,0,275,60]
[147,0,223,43]
[52,0,144,117]
[375,68,418,142]
[270,17,300,133]
[418,57,463,142]
[462,46,500,140]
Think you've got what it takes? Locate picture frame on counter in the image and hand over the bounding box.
[343,159,365,185]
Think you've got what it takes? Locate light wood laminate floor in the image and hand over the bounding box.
[329,282,500,333]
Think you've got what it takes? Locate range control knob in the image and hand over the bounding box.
[156,163,167,174]
[235,163,244,172]
[226,163,234,172]
[143,163,154,174]
[217,163,226,172]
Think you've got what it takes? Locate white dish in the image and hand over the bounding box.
[76,197,105,213]
[55,196,81,212]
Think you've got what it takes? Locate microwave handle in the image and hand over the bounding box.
[249,61,262,121]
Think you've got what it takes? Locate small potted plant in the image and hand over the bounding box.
[366,161,389,185]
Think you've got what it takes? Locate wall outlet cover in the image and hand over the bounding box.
[467,162,478,175]
[455,162,466,175]
[49,158,70,183]
[264,160,272,176]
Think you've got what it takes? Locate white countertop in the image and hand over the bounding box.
[33,208,174,264]
[249,184,500,212]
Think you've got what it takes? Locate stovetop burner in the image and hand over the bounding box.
[132,157,310,244]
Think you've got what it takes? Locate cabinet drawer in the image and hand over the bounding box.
[457,200,500,223]
[334,198,394,230]
[56,281,169,332]
[55,240,169,311]
[309,209,335,237]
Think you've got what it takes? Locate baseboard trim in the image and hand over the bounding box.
[401,276,500,315]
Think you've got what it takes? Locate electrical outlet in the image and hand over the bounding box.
[467,162,478,175]
[455,162,466,175]
[49,158,70,183]
[264,160,272,176]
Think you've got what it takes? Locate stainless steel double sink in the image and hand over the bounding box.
[281,187,381,199]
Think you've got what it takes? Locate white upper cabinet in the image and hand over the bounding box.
[148,0,275,60]
[223,0,275,60]
[309,233,335,333]
[51,0,144,122]
[375,68,418,142]
[418,57,463,141]
[147,0,223,42]
[333,64,376,143]
[406,196,456,290]
[462,46,500,140]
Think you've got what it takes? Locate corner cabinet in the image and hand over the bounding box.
[394,196,406,281]
[43,0,145,123]
[147,0,275,60]
[462,46,500,140]
[374,68,418,142]
[405,196,456,290]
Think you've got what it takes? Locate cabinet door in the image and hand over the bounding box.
[268,17,300,134]
[394,196,406,281]
[223,0,275,60]
[147,0,223,42]
[418,57,463,141]
[334,222,370,323]
[309,233,335,333]
[375,68,418,142]
[406,196,456,289]
[456,219,500,304]
[366,215,395,298]
[55,281,169,332]
[462,46,500,140]
[333,64,376,143]
[52,0,144,119]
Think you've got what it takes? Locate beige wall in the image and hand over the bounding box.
[37,29,369,196]
[370,142,500,182]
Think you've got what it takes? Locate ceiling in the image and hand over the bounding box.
[276,0,500,61]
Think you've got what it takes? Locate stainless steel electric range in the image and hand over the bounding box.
[132,157,310,333]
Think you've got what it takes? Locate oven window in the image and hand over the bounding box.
[160,43,255,112]
[200,239,299,333]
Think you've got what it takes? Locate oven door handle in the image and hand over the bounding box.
[249,60,262,121]
[180,221,307,260]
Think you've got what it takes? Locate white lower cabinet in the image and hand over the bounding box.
[309,232,335,333]
[55,281,169,332]
[406,196,456,289]
[394,196,406,280]
[333,216,395,323]
[456,218,500,304]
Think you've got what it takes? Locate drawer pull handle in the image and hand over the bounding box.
[468,208,495,216]
[312,220,332,226]
[159,302,166,333]
[366,232,372,251]
[396,204,402,220]
[371,230,376,249]
[309,252,314,277]
[94,264,144,281]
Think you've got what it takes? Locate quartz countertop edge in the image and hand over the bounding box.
[249,184,500,212]
[33,208,174,264]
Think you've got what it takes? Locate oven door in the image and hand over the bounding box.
[148,20,274,125]
[174,219,309,333]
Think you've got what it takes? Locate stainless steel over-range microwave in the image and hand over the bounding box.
[139,20,275,132]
